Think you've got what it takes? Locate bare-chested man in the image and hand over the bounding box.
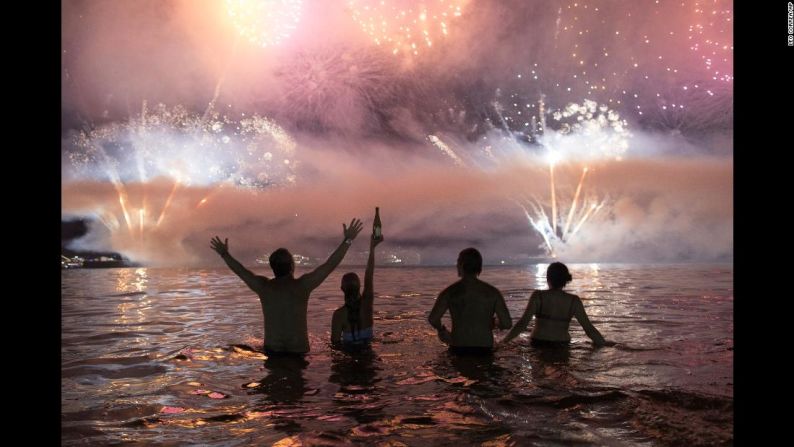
[428,248,512,355]
[210,218,364,355]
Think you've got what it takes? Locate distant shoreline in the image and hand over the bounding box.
[62,261,734,270]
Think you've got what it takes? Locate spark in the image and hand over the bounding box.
[225,0,303,47]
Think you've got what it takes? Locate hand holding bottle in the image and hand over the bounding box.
[372,207,384,246]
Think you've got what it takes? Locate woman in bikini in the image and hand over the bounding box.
[330,210,383,350]
[501,262,614,347]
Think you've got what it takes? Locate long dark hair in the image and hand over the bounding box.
[341,273,361,340]
[547,262,573,289]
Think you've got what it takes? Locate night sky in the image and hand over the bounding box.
[61,0,733,266]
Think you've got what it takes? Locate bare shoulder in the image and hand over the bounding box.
[295,274,317,290]
[439,280,464,297]
[480,280,503,297]
[252,275,269,291]
[566,292,583,305]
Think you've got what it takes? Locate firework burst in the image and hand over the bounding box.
[274,47,411,133]
[347,0,468,57]
[441,93,630,257]
[516,98,629,256]
[225,0,303,47]
[64,103,298,243]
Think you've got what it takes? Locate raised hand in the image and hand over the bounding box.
[343,218,363,241]
[210,236,229,256]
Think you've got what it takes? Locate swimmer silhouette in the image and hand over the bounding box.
[428,248,512,355]
[211,218,364,355]
[331,209,383,351]
[501,262,615,348]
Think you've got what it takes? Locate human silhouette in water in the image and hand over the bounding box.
[331,209,383,351]
[210,218,363,355]
[501,262,615,347]
[428,248,513,355]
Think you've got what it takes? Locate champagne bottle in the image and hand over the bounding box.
[373,207,382,241]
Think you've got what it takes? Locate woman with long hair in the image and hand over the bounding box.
[331,209,383,350]
[501,262,614,348]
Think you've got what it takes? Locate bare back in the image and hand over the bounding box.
[213,218,364,354]
[429,278,512,348]
[530,289,577,342]
[251,275,321,353]
[508,288,606,345]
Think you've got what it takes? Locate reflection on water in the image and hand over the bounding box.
[62,265,733,445]
[251,356,310,404]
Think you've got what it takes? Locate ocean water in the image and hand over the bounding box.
[62,264,733,446]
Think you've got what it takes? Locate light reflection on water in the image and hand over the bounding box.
[62,264,732,446]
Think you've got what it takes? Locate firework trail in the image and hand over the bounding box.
[203,35,241,121]
[427,135,465,166]
[156,179,180,227]
[562,166,588,240]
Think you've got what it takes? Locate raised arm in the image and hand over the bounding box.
[572,298,609,346]
[428,290,452,344]
[300,218,363,291]
[502,290,540,344]
[363,232,383,300]
[210,236,266,293]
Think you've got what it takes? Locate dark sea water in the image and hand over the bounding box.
[62,264,733,446]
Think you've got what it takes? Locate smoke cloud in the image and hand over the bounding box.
[63,132,731,266]
[62,0,732,266]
